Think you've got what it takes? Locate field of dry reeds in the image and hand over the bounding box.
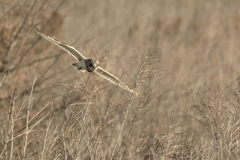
[0,0,240,159]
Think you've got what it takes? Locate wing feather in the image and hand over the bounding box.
[94,67,143,97]
[35,28,86,61]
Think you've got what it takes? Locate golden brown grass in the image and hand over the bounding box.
[0,0,240,159]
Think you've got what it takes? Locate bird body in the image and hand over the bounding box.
[35,28,143,98]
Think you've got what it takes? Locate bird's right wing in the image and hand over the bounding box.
[35,28,86,61]
[94,67,143,98]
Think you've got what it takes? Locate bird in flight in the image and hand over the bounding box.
[35,28,143,98]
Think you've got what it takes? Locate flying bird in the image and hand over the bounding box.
[35,28,143,98]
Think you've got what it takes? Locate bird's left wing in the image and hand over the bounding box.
[35,28,86,61]
[94,67,143,98]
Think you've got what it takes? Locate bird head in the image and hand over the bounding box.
[85,59,99,72]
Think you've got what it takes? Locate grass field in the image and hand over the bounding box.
[0,0,240,159]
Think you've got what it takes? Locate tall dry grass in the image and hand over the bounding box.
[0,0,240,159]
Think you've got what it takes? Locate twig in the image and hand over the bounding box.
[0,2,19,21]
[3,0,37,61]
[23,75,37,158]
[9,82,16,160]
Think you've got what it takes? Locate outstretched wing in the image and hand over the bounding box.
[35,28,86,61]
[94,67,143,98]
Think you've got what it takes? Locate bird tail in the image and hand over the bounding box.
[70,62,85,72]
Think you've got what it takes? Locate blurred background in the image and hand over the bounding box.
[0,0,240,159]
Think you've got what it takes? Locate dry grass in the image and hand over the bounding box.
[0,0,240,159]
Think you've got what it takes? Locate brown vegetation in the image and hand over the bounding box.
[0,0,240,159]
